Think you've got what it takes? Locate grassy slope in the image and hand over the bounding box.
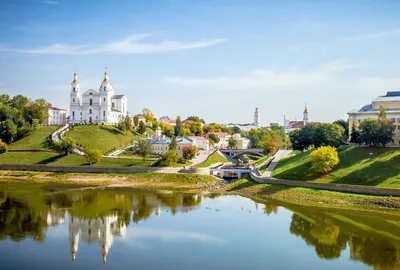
[8,126,58,150]
[272,146,400,188]
[196,151,229,168]
[65,125,140,153]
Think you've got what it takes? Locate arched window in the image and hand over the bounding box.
[73,87,75,92]
[103,111,105,117]
[73,98,75,103]
[104,86,106,91]
[112,102,115,109]
[89,109,92,114]
[89,99,92,105]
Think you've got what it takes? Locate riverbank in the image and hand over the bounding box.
[1,170,400,214]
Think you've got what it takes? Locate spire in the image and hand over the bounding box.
[304,103,308,114]
[72,73,79,84]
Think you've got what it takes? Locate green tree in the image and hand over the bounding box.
[133,115,139,127]
[175,116,182,137]
[359,118,380,147]
[118,115,133,135]
[378,106,387,119]
[32,119,39,131]
[0,119,17,143]
[142,108,154,123]
[0,139,7,154]
[183,120,203,136]
[151,119,159,131]
[208,134,220,145]
[138,121,147,134]
[377,118,395,147]
[262,134,282,154]
[55,137,76,155]
[182,145,198,160]
[313,123,343,148]
[333,119,349,142]
[310,146,339,174]
[158,150,179,166]
[228,137,238,149]
[349,124,361,145]
[186,115,205,124]
[232,126,241,134]
[84,149,102,165]
[135,138,152,161]
[169,136,177,151]
[162,125,175,138]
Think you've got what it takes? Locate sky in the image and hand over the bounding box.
[1,0,400,125]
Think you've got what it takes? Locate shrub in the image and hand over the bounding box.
[310,146,339,174]
[158,150,179,166]
[54,137,76,155]
[0,139,7,154]
[182,145,198,160]
[84,149,103,165]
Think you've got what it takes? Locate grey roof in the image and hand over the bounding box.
[385,91,400,97]
[359,104,372,112]
[112,95,125,99]
[150,137,194,145]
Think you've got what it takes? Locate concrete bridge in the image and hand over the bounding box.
[219,148,264,158]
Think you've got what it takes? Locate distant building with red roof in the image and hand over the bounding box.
[284,105,309,133]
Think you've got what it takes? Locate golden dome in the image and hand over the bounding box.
[304,106,308,113]
[72,73,79,84]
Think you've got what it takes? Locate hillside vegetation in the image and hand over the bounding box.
[65,125,140,153]
[7,126,58,150]
[272,146,400,188]
[196,151,229,168]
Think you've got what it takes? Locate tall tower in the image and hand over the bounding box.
[70,73,81,124]
[254,108,260,127]
[100,71,115,123]
[303,104,309,125]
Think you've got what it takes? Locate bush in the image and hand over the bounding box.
[158,150,179,166]
[84,149,103,165]
[54,137,76,155]
[310,146,339,174]
[0,139,7,154]
[182,145,198,160]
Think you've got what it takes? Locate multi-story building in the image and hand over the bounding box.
[204,132,232,148]
[186,136,210,151]
[149,137,196,158]
[46,106,67,125]
[348,91,400,145]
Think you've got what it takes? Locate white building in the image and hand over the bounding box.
[232,133,250,149]
[283,105,309,133]
[186,136,210,151]
[46,106,67,126]
[69,72,127,124]
[204,132,231,148]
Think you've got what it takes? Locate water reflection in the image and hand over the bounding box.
[0,184,400,269]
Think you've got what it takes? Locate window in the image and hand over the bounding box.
[89,109,92,114]
[73,98,75,102]
[89,92,92,95]
[104,98,105,102]
[72,111,75,117]
[104,86,106,91]
[112,102,115,108]
[80,112,82,116]
[89,99,92,105]
[103,111,105,117]
[73,87,75,92]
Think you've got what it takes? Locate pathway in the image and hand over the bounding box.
[51,124,85,156]
[262,150,292,177]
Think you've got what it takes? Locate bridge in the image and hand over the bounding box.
[219,148,264,158]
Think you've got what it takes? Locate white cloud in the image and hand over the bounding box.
[164,60,367,91]
[345,29,400,41]
[0,34,226,55]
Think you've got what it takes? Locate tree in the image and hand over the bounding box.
[151,119,159,131]
[142,108,154,123]
[313,123,343,148]
[183,120,203,136]
[182,145,198,160]
[378,106,387,119]
[349,124,361,145]
[0,139,7,154]
[232,126,241,134]
[187,115,205,124]
[133,115,139,127]
[208,134,220,147]
[84,149,102,165]
[228,137,238,149]
[0,119,17,143]
[158,150,179,166]
[359,118,380,147]
[169,136,177,151]
[162,125,174,138]
[203,123,227,133]
[55,137,76,155]
[138,120,147,134]
[175,116,182,137]
[262,134,282,154]
[333,119,349,142]
[32,119,39,131]
[310,146,339,174]
[135,138,152,161]
[208,138,215,148]
[118,115,133,134]
[377,118,395,147]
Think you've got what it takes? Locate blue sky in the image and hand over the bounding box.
[1,0,400,125]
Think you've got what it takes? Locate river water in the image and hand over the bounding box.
[0,181,399,270]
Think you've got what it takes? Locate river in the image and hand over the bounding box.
[0,181,399,269]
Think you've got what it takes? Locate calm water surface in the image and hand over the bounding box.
[0,181,399,270]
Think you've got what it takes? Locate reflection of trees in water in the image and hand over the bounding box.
[289,212,400,267]
[263,204,278,216]
[0,190,203,242]
[0,198,47,242]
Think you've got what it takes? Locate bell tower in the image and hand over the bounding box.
[254,107,260,128]
[303,103,309,125]
[70,73,81,124]
[100,69,114,123]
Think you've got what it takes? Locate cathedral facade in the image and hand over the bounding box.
[69,72,127,124]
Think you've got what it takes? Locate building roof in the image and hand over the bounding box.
[186,136,208,141]
[150,137,194,145]
[204,132,231,138]
[163,119,176,125]
[373,91,400,103]
[111,95,125,99]
[48,106,66,111]
[289,121,304,129]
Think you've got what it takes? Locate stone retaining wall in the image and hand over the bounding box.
[249,172,400,197]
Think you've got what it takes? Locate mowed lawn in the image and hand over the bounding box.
[64,125,141,153]
[0,152,154,167]
[272,146,400,188]
[196,151,229,168]
[8,126,59,150]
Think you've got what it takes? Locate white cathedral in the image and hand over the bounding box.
[69,72,127,124]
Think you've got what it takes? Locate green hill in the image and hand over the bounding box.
[64,125,140,153]
[8,126,58,150]
[196,151,229,168]
[272,146,400,188]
